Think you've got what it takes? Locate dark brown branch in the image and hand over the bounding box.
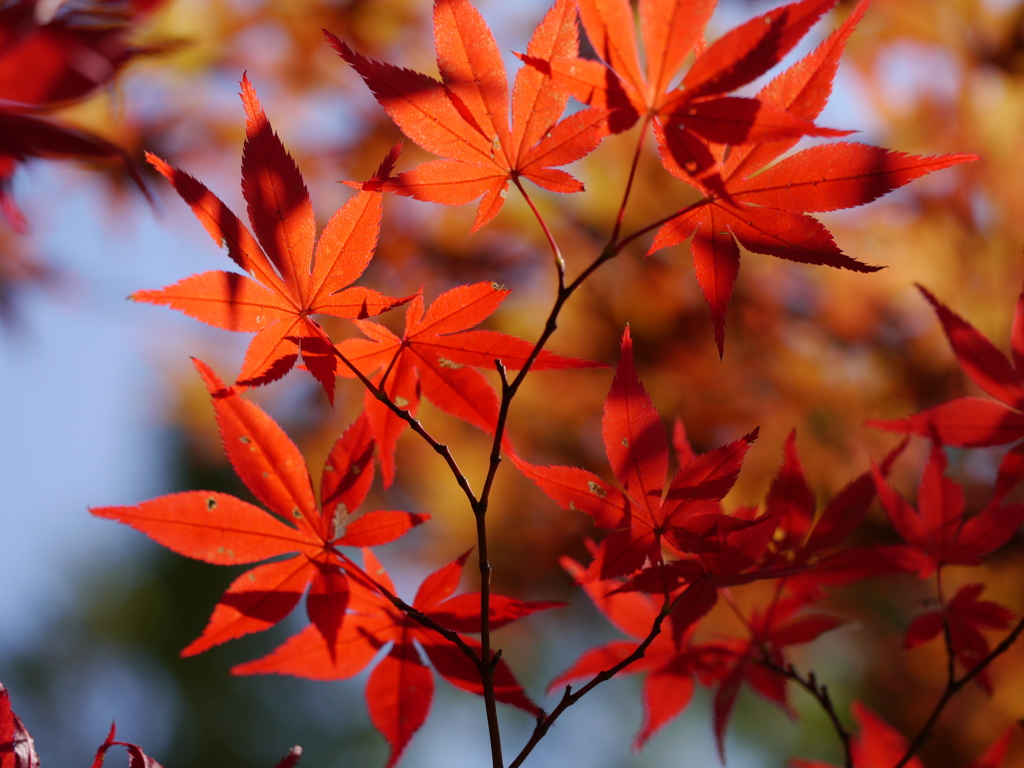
[325,339,478,508]
[892,613,1024,768]
[507,604,671,768]
[330,548,481,666]
[758,657,853,768]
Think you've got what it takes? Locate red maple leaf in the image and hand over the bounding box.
[792,702,922,768]
[548,556,727,751]
[707,596,843,759]
[513,325,757,582]
[336,281,602,486]
[539,0,849,148]
[904,583,1015,693]
[872,444,1024,579]
[0,683,38,768]
[792,702,1016,768]
[869,282,1024,500]
[91,359,428,658]
[647,1,977,354]
[135,75,411,400]
[755,430,908,591]
[88,724,166,768]
[234,550,560,768]
[0,0,163,232]
[327,0,609,232]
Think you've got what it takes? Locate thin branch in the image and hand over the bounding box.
[330,548,481,666]
[614,195,712,254]
[326,340,478,509]
[758,657,853,768]
[508,601,672,768]
[475,493,503,768]
[892,612,1024,768]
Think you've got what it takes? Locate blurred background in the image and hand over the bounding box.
[3,0,1024,765]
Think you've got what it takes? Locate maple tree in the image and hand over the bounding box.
[7,0,1024,767]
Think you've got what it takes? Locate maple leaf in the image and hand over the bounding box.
[707,596,843,760]
[512,325,757,582]
[0,1,169,108]
[536,0,849,160]
[337,281,603,486]
[647,1,978,355]
[135,75,411,401]
[88,724,164,768]
[871,444,1024,579]
[620,509,782,643]
[791,702,922,768]
[0,683,38,768]
[234,550,560,768]
[792,702,1016,768]
[904,583,1015,693]
[327,0,609,232]
[869,282,1024,500]
[91,359,428,657]
[548,557,726,751]
[755,430,908,591]
[0,0,163,232]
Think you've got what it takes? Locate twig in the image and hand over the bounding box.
[508,600,672,768]
[614,195,713,254]
[892,612,1024,768]
[330,548,481,666]
[758,657,853,768]
[326,339,478,509]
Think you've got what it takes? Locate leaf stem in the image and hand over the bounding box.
[609,117,650,246]
[377,340,406,390]
[514,176,565,285]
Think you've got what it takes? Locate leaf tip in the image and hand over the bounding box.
[362,144,403,190]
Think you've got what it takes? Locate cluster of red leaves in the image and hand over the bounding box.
[1,682,301,768]
[332,0,975,355]
[94,0,1018,765]
[235,549,557,768]
[91,360,559,767]
[0,0,161,233]
[517,328,912,756]
[335,281,602,485]
[871,282,1024,498]
[865,282,1024,694]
